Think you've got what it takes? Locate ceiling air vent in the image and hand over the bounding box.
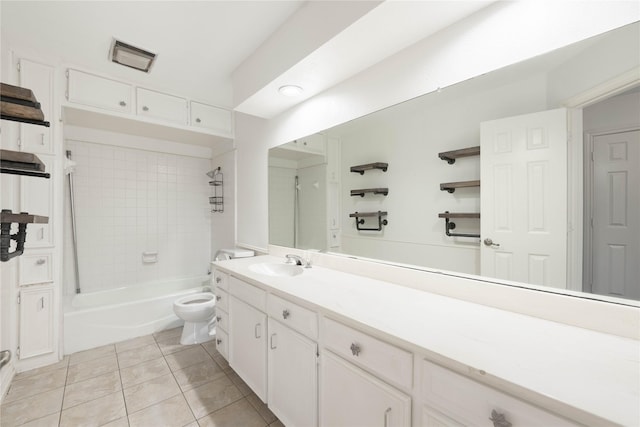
[110,39,156,73]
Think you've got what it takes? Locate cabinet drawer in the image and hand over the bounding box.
[216,328,229,361]
[267,294,318,340]
[136,88,187,125]
[19,252,53,285]
[216,307,229,332]
[229,276,266,311]
[215,288,229,312]
[323,318,413,389]
[67,69,132,113]
[190,101,232,135]
[421,360,581,427]
[213,270,228,292]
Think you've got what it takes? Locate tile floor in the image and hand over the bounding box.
[1,327,284,427]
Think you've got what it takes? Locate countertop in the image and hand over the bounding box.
[213,255,640,426]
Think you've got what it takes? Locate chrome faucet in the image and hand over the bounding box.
[285,254,311,268]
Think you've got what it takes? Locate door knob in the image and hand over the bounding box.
[484,238,500,248]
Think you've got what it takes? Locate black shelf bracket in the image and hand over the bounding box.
[349,211,388,231]
[441,211,480,238]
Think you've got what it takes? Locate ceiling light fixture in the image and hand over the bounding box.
[110,39,157,73]
[278,85,304,97]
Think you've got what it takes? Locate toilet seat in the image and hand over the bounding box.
[174,292,214,309]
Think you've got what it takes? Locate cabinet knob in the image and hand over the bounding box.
[216,277,222,283]
[350,343,361,356]
[282,309,290,319]
[119,101,127,107]
[216,338,222,345]
[216,316,222,322]
[489,410,512,427]
[36,258,46,265]
[195,118,201,123]
[142,106,149,112]
[216,295,222,301]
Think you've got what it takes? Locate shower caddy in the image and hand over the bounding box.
[208,167,224,213]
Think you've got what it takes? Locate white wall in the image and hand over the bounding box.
[584,90,640,132]
[235,1,640,251]
[210,150,237,257]
[63,128,212,295]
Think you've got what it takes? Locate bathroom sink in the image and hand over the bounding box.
[249,262,304,277]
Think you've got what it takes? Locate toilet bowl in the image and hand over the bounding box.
[173,292,216,345]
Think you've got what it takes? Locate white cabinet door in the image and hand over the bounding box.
[320,351,411,427]
[67,69,132,113]
[19,286,54,359]
[190,101,232,136]
[21,154,54,248]
[136,88,187,125]
[19,59,53,154]
[268,318,318,427]
[229,295,267,401]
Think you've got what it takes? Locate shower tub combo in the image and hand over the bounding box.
[64,276,209,354]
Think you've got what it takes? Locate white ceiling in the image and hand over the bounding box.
[1,1,494,119]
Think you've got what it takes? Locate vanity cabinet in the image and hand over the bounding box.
[136,87,188,125]
[228,277,267,401]
[212,270,229,360]
[18,285,54,359]
[67,68,133,113]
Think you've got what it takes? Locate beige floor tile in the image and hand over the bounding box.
[211,353,231,372]
[128,394,195,427]
[59,390,126,427]
[183,375,243,419]
[183,423,199,427]
[123,373,181,414]
[119,357,170,389]
[153,326,183,342]
[102,417,130,427]
[115,334,156,353]
[63,370,122,410]
[269,420,285,427]
[164,345,212,372]
[197,398,267,427]
[225,370,252,396]
[68,344,116,365]
[156,333,197,356]
[116,343,162,369]
[66,354,119,385]
[18,412,61,427]
[14,357,69,381]
[4,367,67,403]
[0,387,63,426]
[172,360,226,392]
[247,391,277,424]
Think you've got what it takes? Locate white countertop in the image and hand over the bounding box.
[213,255,640,426]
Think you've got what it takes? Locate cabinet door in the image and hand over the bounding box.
[190,101,232,136]
[320,351,411,427]
[268,318,318,427]
[67,69,132,113]
[19,286,54,359]
[136,88,187,125]
[229,296,267,401]
[21,154,54,248]
[19,59,53,154]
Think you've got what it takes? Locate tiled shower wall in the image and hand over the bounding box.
[63,140,211,295]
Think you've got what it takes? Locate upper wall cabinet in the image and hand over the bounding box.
[19,59,54,154]
[136,88,188,125]
[190,101,232,135]
[67,69,132,114]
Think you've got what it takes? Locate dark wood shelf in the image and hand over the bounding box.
[438,212,480,219]
[0,211,49,224]
[440,180,480,193]
[438,146,480,164]
[350,162,388,175]
[349,211,388,218]
[1,83,50,127]
[350,188,389,197]
[0,149,51,178]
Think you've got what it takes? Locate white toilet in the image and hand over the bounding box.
[173,248,255,345]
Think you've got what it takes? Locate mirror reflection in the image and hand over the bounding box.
[269,22,640,302]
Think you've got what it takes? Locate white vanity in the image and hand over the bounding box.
[212,253,639,427]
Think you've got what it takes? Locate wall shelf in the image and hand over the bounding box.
[438,146,480,164]
[349,211,388,231]
[350,188,389,197]
[0,83,50,127]
[440,180,480,193]
[350,162,388,175]
[1,149,51,178]
[438,211,480,238]
[1,210,49,262]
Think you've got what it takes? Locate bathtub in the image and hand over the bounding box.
[64,276,209,354]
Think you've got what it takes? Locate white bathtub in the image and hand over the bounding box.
[64,276,209,354]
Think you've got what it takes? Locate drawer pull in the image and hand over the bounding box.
[195,117,202,123]
[384,407,392,427]
[216,316,222,322]
[270,333,277,349]
[350,343,361,356]
[119,101,127,107]
[216,277,222,283]
[489,410,512,427]
[255,323,261,339]
[282,309,290,319]
[40,134,45,145]
[142,105,149,111]
[216,295,222,301]
[216,338,222,345]
[36,258,46,265]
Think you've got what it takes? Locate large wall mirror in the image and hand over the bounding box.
[269,22,640,304]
